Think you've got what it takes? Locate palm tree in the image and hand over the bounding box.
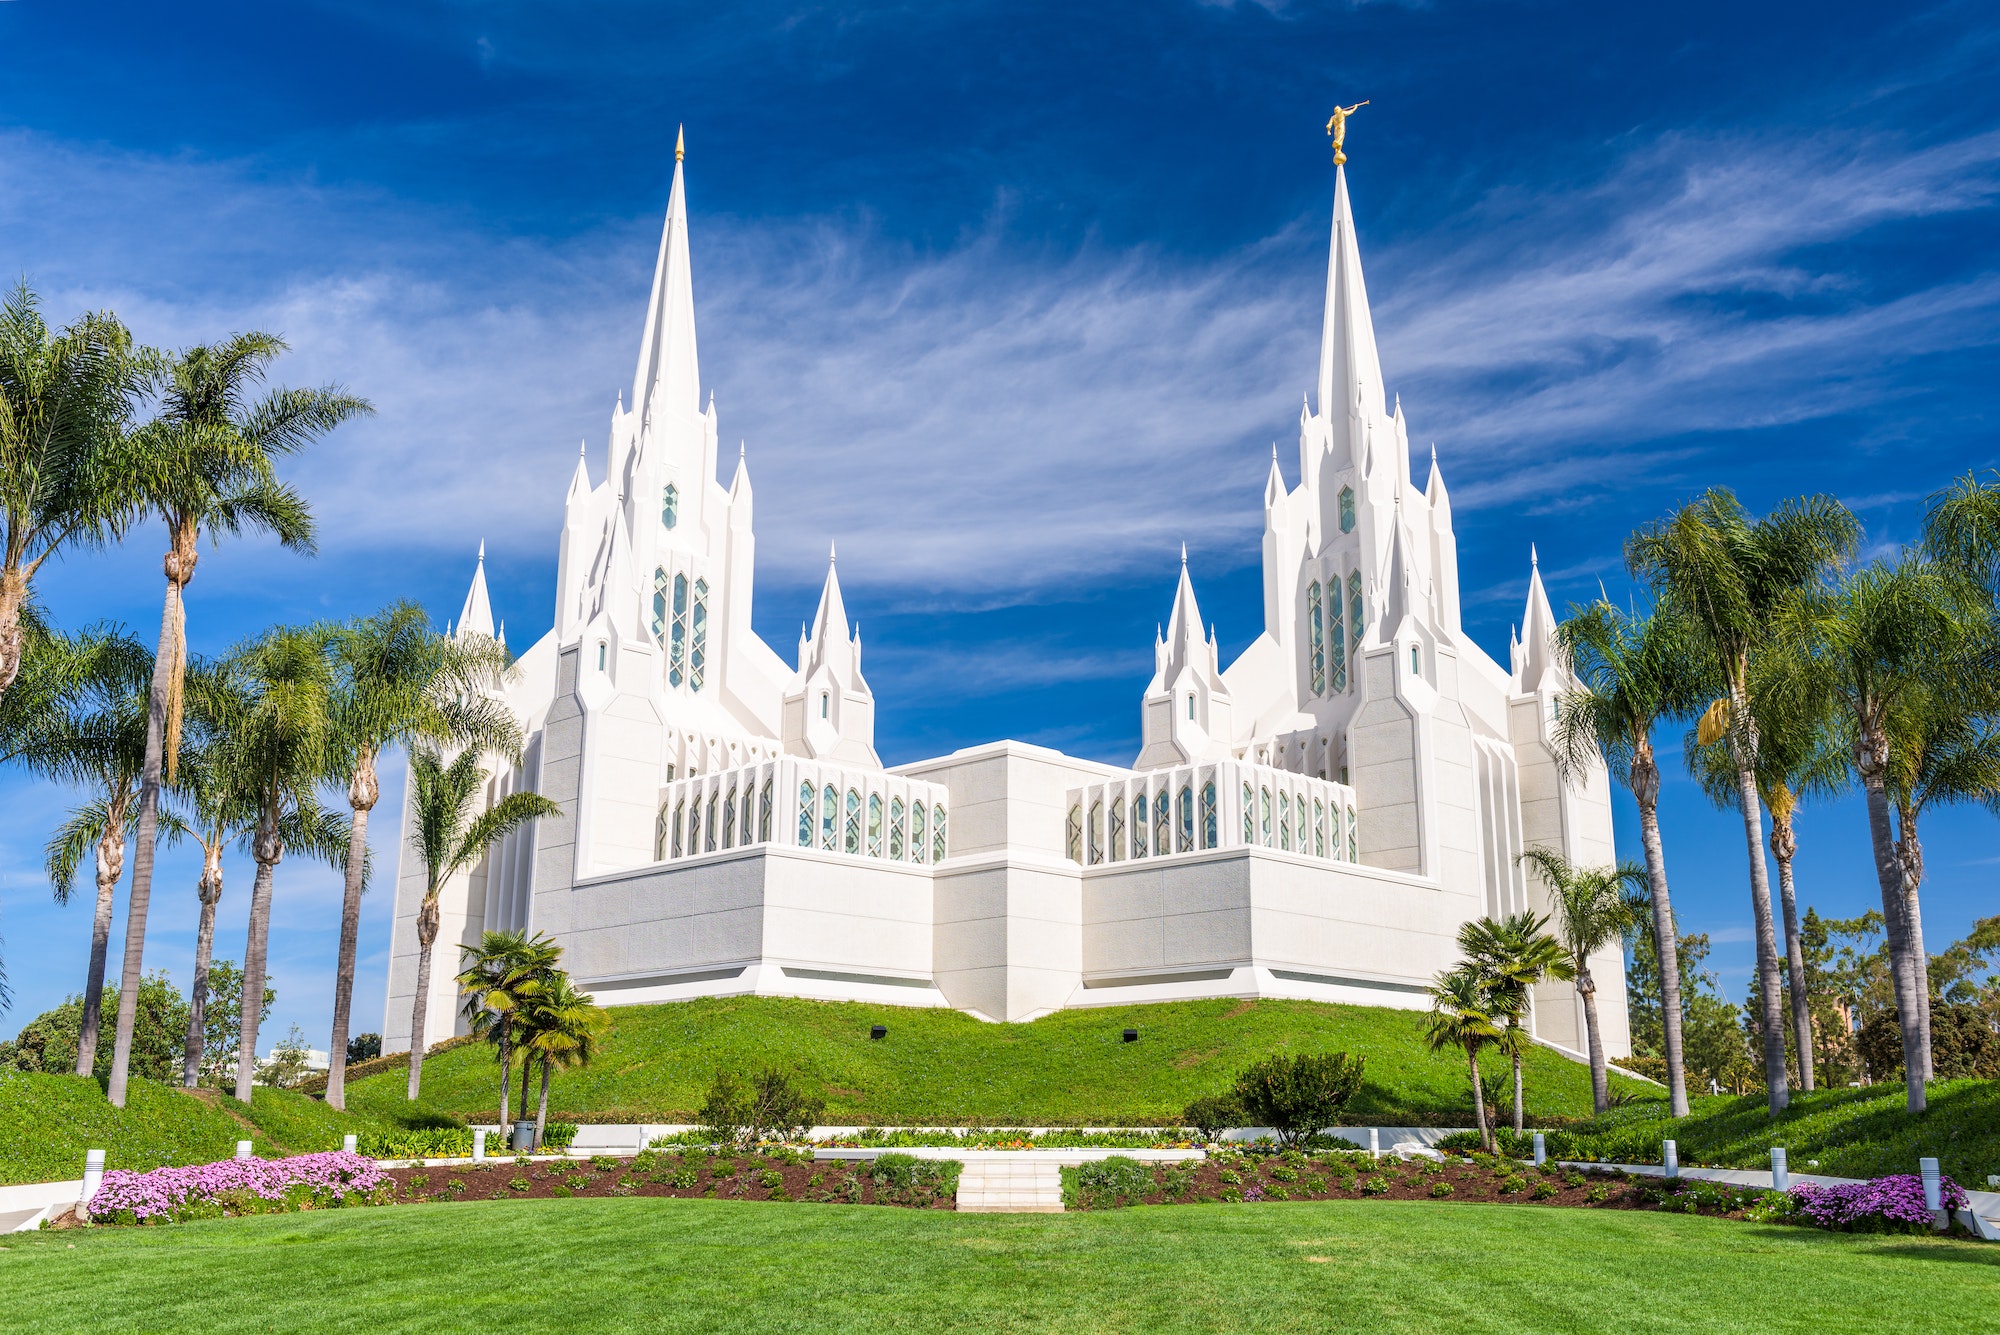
[1518,847,1645,1115]
[1925,471,2000,597]
[1780,555,1979,1114]
[405,750,559,1102]
[321,604,518,1111]
[1552,599,1708,1116]
[1627,488,1858,1113]
[0,281,145,706]
[171,657,352,1087]
[519,972,608,1150]
[1456,912,1572,1133]
[1687,652,1848,1093]
[104,334,369,1108]
[1424,967,1506,1151]
[11,626,154,1073]
[220,626,338,1102]
[452,929,562,1130]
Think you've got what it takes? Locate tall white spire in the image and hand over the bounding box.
[630,128,700,425]
[457,541,495,641]
[1316,166,1387,429]
[1515,544,1561,691]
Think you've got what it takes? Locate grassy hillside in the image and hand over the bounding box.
[344,995,1655,1126]
[1530,1079,2000,1185]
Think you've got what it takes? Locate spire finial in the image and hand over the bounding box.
[578,438,586,457]
[675,125,685,162]
[1180,541,1187,566]
[1531,542,1539,569]
[1325,100,1368,165]
[739,440,746,459]
[828,540,837,564]
[477,539,485,563]
[1430,443,1437,464]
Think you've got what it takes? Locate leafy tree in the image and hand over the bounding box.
[321,603,517,1110]
[1518,847,1645,1114]
[1423,968,1504,1150]
[1180,1093,1242,1143]
[346,1033,382,1064]
[257,1023,315,1089]
[1553,599,1708,1116]
[1229,1051,1364,1147]
[700,1067,827,1146]
[519,972,608,1150]
[1456,912,1571,1133]
[198,959,274,1086]
[1628,487,1858,1113]
[105,334,369,1108]
[0,281,145,707]
[410,747,559,1102]
[5,971,189,1082]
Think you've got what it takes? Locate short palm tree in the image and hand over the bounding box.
[321,603,518,1110]
[405,750,559,1102]
[103,336,369,1107]
[1687,649,1848,1093]
[1779,555,1980,1113]
[1424,966,1506,1151]
[220,626,339,1102]
[12,625,155,1073]
[0,281,144,706]
[451,928,562,1127]
[1552,598,1708,1116]
[519,972,608,1150]
[1518,847,1645,1115]
[1456,912,1572,1133]
[1627,488,1857,1113]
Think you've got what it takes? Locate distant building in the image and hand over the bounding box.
[383,145,1629,1059]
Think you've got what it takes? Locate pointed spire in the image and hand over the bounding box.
[1315,166,1387,427]
[1518,545,1560,691]
[675,123,685,162]
[1162,554,1208,684]
[630,141,700,423]
[1425,444,1450,518]
[457,542,495,641]
[1264,449,1286,509]
[728,440,752,500]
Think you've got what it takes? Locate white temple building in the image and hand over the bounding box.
[383,140,1630,1058]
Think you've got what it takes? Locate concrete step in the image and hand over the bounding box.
[956,1159,1064,1213]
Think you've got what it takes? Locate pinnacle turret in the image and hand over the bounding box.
[631,139,700,426]
[1316,166,1386,429]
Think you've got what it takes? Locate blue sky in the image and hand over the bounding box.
[1,1,1996,1051]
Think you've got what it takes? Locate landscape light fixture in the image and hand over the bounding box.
[1122,1028,1138,1043]
[870,1024,887,1041]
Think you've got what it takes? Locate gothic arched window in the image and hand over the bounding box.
[1242,783,1254,844]
[690,579,709,691]
[889,796,907,860]
[722,788,737,850]
[669,574,688,686]
[1201,779,1218,849]
[1329,579,1347,692]
[867,792,884,857]
[797,782,814,847]
[671,799,686,858]
[1177,784,1194,852]
[1314,798,1327,858]
[1066,804,1083,863]
[1348,570,1364,670]
[1338,486,1356,534]
[652,568,670,645]
[1109,797,1127,861]
[1307,579,1325,695]
[662,483,679,530]
[1260,787,1274,847]
[844,789,862,854]
[932,806,947,863]
[1087,800,1104,864]
[1278,791,1292,852]
[1153,791,1170,858]
[759,779,773,843]
[1129,794,1146,858]
[911,802,928,863]
[821,784,838,851]
[1328,802,1341,860]
[1348,805,1358,860]
[705,792,718,853]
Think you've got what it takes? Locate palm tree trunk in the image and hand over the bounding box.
[1730,753,1790,1113]
[1857,751,1925,1113]
[233,813,281,1103]
[498,1026,512,1137]
[1770,812,1815,1093]
[0,570,27,705]
[1632,753,1690,1117]
[1894,806,1934,1083]
[181,849,223,1087]
[534,1056,551,1151]
[407,892,440,1101]
[520,1040,534,1123]
[325,750,378,1111]
[1511,1041,1525,1135]
[1467,1050,1491,1152]
[107,567,185,1108]
[73,819,124,1079]
[1579,966,1609,1115]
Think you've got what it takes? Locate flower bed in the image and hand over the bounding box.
[805,1127,1189,1151]
[1783,1174,1970,1233]
[381,1148,960,1209]
[88,1151,392,1225]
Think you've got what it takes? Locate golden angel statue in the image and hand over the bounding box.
[1325,101,1368,165]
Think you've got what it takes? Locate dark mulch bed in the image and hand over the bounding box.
[383,1149,958,1210]
[1065,1150,1777,1221]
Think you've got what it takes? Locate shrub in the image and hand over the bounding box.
[1360,1175,1389,1196]
[864,1153,960,1203]
[1531,1180,1559,1200]
[1430,1181,1454,1198]
[541,1124,578,1152]
[700,1068,827,1144]
[88,1152,389,1225]
[1230,1052,1365,1147]
[355,1126,474,1160]
[1182,1094,1243,1142]
[1073,1156,1158,1205]
[759,1169,784,1189]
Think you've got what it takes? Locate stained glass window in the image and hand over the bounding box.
[1330,579,1347,692]
[1278,791,1291,852]
[1066,804,1083,862]
[1348,571,1363,670]
[844,789,862,854]
[1329,803,1341,860]
[1130,795,1146,858]
[867,792,884,857]
[1110,798,1127,861]
[652,568,670,646]
[1338,486,1356,534]
[890,797,906,860]
[1348,806,1357,861]
[1177,784,1194,852]
[669,574,688,687]
[759,779,773,843]
[933,806,947,863]
[1307,580,1325,695]
[1201,780,1217,849]
[1314,799,1326,857]
[722,789,736,850]
[797,782,814,847]
[662,483,679,529]
[1260,787,1273,847]
[821,784,837,851]
[690,579,709,692]
[671,800,685,858]
[1243,783,1255,844]
[911,802,928,863]
[1088,800,1104,864]
[1154,791,1170,858]
[705,793,718,853]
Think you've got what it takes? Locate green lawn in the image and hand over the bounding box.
[4,1198,1989,1333]
[346,994,1653,1126]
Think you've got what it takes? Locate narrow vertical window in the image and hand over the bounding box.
[821,784,837,851]
[1329,579,1347,693]
[661,482,679,530]
[797,781,814,847]
[669,574,688,686]
[652,569,670,645]
[1110,798,1127,861]
[1260,787,1273,847]
[1243,783,1255,844]
[1152,792,1170,858]
[1087,800,1104,865]
[1130,795,1147,858]
[1411,644,1421,676]
[868,793,884,857]
[1278,791,1292,852]
[1066,804,1083,863]
[890,797,907,860]
[1338,486,1356,534]
[1314,798,1326,857]
[1348,806,1358,861]
[911,802,928,863]
[844,789,862,854]
[759,779,773,843]
[690,579,709,691]
[1307,579,1325,695]
[741,784,755,845]
[705,792,718,853]
[670,801,685,858]
[932,807,947,863]
[722,788,737,850]
[1177,784,1194,852]
[597,643,606,671]
[1348,571,1363,669]
[1329,803,1341,860]
[821,692,829,719]
[1186,694,1195,721]
[1201,780,1217,849]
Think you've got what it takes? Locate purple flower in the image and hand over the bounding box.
[1788,1175,1968,1233]
[1241,1185,1266,1202]
[89,1152,390,1225]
